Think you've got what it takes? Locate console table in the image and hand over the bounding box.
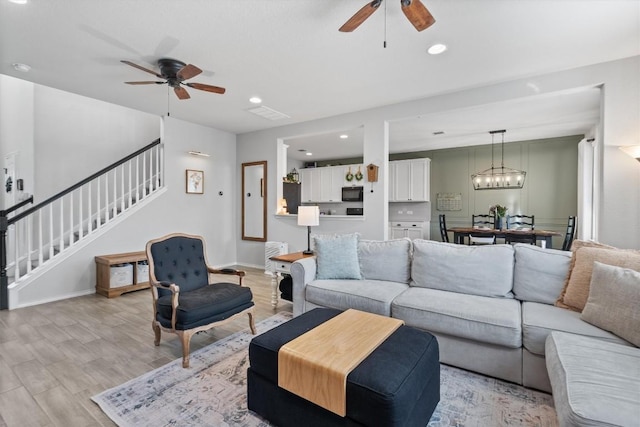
[269,252,314,308]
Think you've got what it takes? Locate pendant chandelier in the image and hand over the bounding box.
[471,130,526,190]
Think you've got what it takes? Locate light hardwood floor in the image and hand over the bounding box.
[0,267,290,427]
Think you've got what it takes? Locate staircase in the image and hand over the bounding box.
[0,139,164,309]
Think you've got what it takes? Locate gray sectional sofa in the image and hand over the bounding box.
[290,237,640,426]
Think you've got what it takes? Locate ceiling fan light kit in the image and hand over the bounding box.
[339,0,435,33]
[471,130,527,191]
[121,58,226,100]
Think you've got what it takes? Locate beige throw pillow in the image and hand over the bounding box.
[581,262,640,347]
[555,240,616,310]
[558,247,640,312]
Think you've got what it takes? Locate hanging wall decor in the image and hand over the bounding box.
[186,169,204,194]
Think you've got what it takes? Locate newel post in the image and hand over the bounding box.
[1,212,8,310]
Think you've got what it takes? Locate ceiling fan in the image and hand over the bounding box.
[339,0,435,32]
[121,58,226,100]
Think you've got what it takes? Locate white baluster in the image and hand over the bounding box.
[149,148,154,192]
[34,210,40,270]
[88,182,93,234]
[79,185,83,241]
[136,156,140,202]
[142,153,147,199]
[69,191,74,247]
[59,198,65,252]
[96,176,101,228]
[104,172,110,223]
[160,144,164,188]
[49,203,54,259]
[120,165,125,213]
[156,144,161,189]
[128,160,132,208]
[13,224,20,281]
[112,170,117,219]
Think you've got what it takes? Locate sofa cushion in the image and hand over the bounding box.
[581,262,640,347]
[358,238,411,284]
[556,246,640,312]
[391,287,522,348]
[305,279,409,316]
[313,233,362,280]
[521,302,630,356]
[411,240,514,298]
[546,331,640,427]
[513,244,571,304]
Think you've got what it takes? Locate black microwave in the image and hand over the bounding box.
[342,186,364,202]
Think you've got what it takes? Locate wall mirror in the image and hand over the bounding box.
[242,161,267,241]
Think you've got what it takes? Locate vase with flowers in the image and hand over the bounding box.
[489,204,508,230]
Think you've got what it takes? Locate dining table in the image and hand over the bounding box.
[447,227,562,248]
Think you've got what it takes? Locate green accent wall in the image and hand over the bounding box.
[415,135,582,247]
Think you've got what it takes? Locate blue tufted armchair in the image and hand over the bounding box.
[146,233,256,368]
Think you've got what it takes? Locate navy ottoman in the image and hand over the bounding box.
[247,308,440,427]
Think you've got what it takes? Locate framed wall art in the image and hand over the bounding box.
[186,169,204,194]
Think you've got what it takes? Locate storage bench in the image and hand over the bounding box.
[247,308,440,427]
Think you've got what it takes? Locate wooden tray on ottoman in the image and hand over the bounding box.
[247,308,440,427]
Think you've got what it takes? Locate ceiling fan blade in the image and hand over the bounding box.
[400,0,435,31]
[124,81,166,85]
[339,0,383,32]
[121,60,163,78]
[185,82,226,95]
[177,64,202,81]
[174,86,191,100]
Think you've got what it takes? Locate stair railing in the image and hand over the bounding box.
[0,138,163,309]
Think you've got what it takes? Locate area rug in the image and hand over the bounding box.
[93,312,557,426]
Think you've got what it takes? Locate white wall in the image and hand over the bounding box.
[0,74,35,209]
[237,56,640,267]
[32,84,160,198]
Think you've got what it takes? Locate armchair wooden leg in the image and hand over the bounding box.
[248,310,256,335]
[152,321,161,346]
[178,330,194,368]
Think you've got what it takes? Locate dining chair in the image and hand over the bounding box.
[506,214,535,230]
[469,214,496,245]
[561,216,577,251]
[146,233,256,368]
[438,214,449,243]
[506,214,536,245]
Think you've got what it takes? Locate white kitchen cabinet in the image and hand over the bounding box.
[389,158,430,202]
[300,165,346,203]
[320,167,342,202]
[299,168,315,203]
[389,221,429,240]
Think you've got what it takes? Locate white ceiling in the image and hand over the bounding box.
[1,0,638,161]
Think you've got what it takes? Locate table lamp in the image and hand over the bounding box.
[297,206,319,254]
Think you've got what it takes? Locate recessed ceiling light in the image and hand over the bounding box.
[339,134,349,139]
[427,43,447,55]
[12,63,31,72]
[8,0,28,4]
[306,152,313,156]
[249,96,262,104]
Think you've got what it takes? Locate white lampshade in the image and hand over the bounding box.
[297,206,319,227]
